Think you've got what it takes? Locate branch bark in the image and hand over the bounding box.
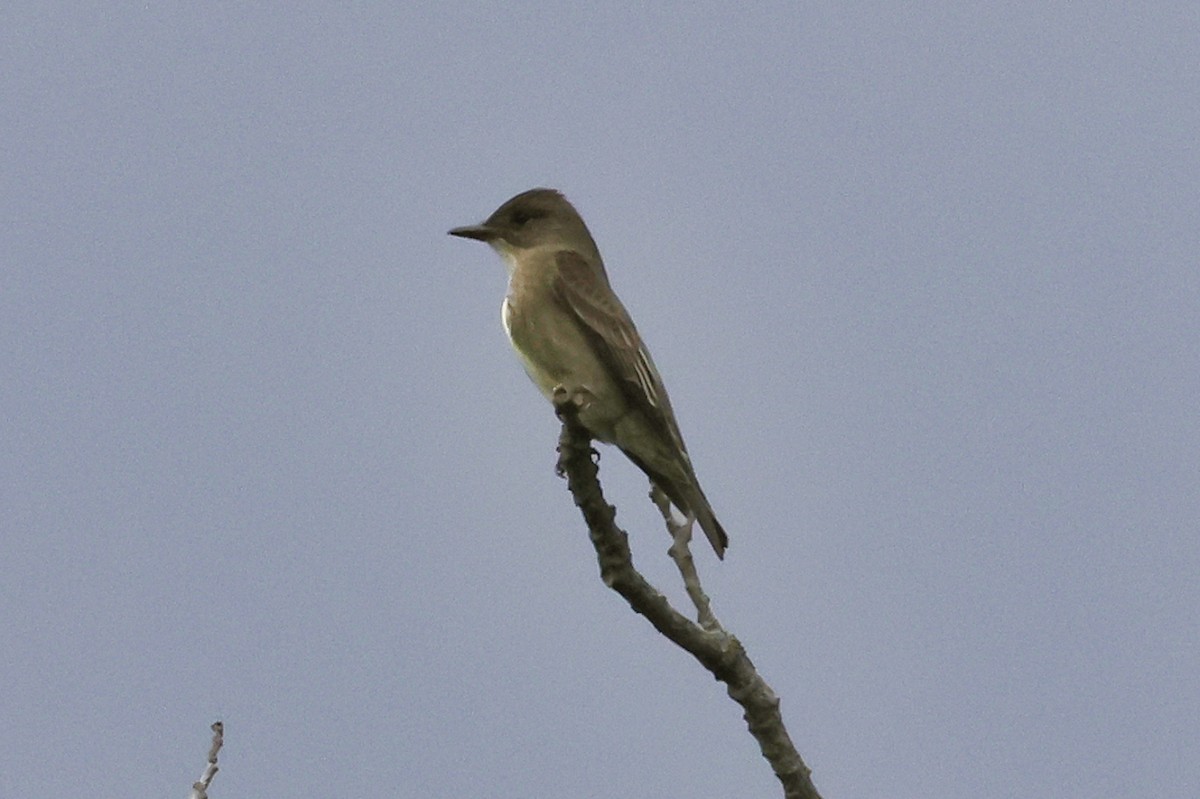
[553,399,823,799]
[188,721,223,799]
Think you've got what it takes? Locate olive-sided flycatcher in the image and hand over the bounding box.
[449,188,728,558]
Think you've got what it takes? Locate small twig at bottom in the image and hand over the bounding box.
[188,721,223,799]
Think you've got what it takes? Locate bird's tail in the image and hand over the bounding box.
[689,487,729,560]
[654,474,729,559]
[620,447,729,559]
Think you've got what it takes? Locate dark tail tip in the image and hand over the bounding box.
[701,513,729,560]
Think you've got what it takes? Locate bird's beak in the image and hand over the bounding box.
[448,223,498,242]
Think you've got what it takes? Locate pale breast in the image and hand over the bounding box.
[502,296,560,400]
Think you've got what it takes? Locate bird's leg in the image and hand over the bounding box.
[553,384,599,478]
[551,382,595,412]
[649,484,717,630]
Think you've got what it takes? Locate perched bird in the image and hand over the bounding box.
[449,188,728,558]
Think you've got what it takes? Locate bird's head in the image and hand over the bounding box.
[449,188,600,263]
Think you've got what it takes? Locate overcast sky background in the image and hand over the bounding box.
[3,4,1197,798]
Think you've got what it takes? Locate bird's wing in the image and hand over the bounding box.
[553,250,688,450]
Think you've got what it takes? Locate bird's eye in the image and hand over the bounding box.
[511,211,531,226]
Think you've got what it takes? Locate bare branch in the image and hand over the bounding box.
[188,721,223,799]
[650,484,718,630]
[554,399,823,799]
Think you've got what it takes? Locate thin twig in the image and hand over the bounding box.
[649,485,718,630]
[188,721,223,799]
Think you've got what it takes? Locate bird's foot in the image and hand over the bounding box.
[551,383,596,421]
[552,383,593,409]
[554,384,598,478]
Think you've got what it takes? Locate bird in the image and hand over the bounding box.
[448,188,728,558]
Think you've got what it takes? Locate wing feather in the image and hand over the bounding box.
[552,250,688,453]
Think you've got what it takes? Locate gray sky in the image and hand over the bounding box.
[3,4,1197,797]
